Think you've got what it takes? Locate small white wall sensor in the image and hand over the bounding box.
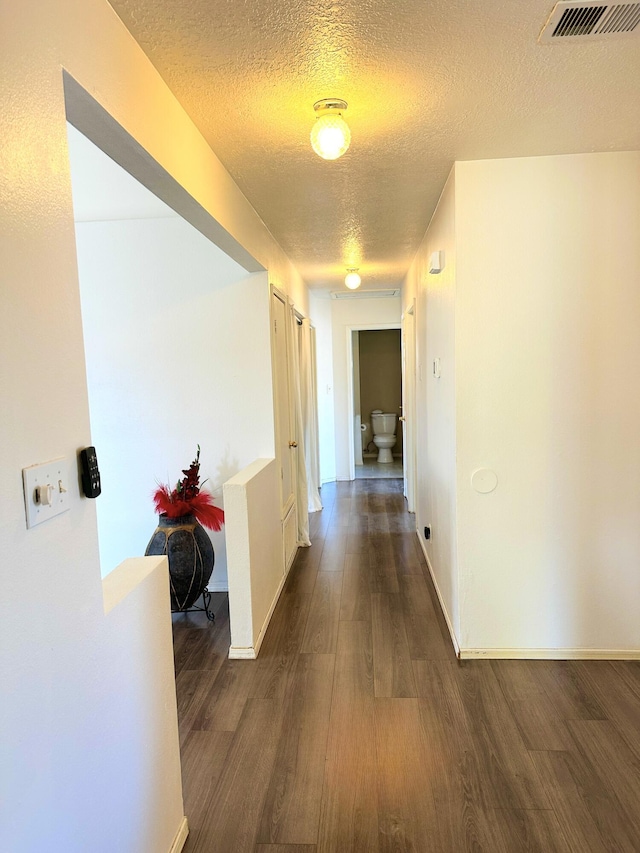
[471,468,499,494]
[429,250,444,274]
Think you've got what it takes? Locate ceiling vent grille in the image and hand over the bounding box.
[331,289,400,300]
[539,0,640,42]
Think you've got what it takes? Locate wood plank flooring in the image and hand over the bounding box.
[173,479,640,852]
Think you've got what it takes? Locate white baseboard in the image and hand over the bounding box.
[207,580,229,592]
[415,531,461,658]
[414,533,640,661]
[459,647,640,660]
[227,645,258,660]
[169,817,189,853]
[228,569,288,660]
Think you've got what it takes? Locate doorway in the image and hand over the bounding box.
[348,326,403,480]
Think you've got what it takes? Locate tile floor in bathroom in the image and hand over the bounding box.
[355,456,403,478]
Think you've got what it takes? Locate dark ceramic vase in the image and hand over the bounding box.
[145,514,215,612]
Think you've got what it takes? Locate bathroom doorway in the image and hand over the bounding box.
[348,326,403,480]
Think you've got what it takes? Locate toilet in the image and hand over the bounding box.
[370,410,398,463]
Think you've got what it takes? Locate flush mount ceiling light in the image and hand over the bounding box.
[310,99,351,160]
[345,269,361,289]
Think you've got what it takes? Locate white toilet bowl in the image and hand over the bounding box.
[370,411,398,463]
[372,433,396,463]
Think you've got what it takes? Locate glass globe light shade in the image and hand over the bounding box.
[345,270,361,289]
[310,113,351,160]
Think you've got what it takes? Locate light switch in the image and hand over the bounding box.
[36,483,55,506]
[23,457,70,528]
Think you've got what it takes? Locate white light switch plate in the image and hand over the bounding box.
[23,457,70,528]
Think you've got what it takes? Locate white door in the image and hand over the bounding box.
[271,290,297,567]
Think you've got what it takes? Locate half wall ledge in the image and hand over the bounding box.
[224,457,285,659]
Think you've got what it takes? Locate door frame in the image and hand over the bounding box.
[269,285,296,520]
[402,299,417,512]
[346,323,402,482]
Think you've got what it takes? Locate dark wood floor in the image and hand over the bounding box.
[173,479,640,852]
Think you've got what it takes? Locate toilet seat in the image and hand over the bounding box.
[373,433,395,444]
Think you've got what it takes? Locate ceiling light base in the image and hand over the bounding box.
[310,99,351,160]
[313,98,348,113]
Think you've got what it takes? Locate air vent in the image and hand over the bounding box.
[331,289,400,300]
[539,0,640,42]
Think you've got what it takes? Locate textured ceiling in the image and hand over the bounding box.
[107,0,640,291]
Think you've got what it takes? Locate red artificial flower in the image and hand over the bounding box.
[152,447,225,531]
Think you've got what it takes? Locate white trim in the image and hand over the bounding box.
[414,534,640,661]
[415,531,461,658]
[206,580,229,592]
[227,645,258,660]
[416,532,640,660]
[228,568,288,660]
[269,285,289,517]
[346,322,402,482]
[459,648,640,660]
[169,817,189,853]
[283,501,298,571]
[401,297,417,512]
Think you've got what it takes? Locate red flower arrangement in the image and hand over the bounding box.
[152,447,224,531]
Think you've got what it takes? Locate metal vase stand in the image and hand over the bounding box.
[172,588,215,621]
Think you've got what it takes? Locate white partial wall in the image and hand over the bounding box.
[100,557,185,853]
[0,1,308,850]
[224,458,283,658]
[74,208,273,584]
[323,296,402,481]
[405,151,640,657]
[455,151,640,656]
[403,170,459,642]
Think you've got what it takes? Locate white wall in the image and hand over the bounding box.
[100,557,184,853]
[405,151,640,657]
[455,151,640,654]
[224,458,283,658]
[75,214,273,583]
[309,294,336,483]
[403,170,459,640]
[0,1,307,849]
[324,297,402,481]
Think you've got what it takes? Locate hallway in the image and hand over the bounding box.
[173,480,640,852]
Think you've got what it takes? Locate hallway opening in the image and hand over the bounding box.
[67,122,249,583]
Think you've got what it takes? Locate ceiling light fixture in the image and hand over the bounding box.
[345,269,361,289]
[310,99,351,161]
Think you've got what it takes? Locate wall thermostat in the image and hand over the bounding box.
[80,446,101,498]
